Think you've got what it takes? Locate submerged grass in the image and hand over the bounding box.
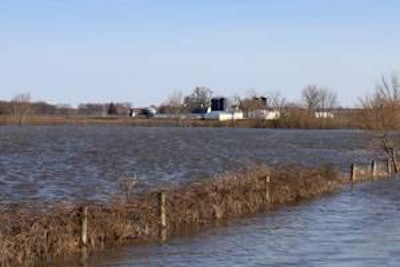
[0,164,345,266]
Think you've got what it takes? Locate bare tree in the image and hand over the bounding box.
[319,89,338,110]
[239,90,267,115]
[302,85,338,112]
[162,91,186,117]
[11,93,32,125]
[359,73,400,172]
[240,98,265,114]
[302,85,321,112]
[268,91,287,111]
[184,87,213,113]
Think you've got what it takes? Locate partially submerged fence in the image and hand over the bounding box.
[350,159,393,183]
[0,160,397,266]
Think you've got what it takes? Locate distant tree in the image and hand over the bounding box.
[301,85,338,113]
[359,73,400,172]
[113,102,131,116]
[302,85,320,112]
[319,89,338,110]
[239,90,271,117]
[0,101,11,115]
[32,101,57,115]
[55,104,77,116]
[240,97,266,113]
[11,93,32,125]
[107,102,118,115]
[77,103,105,116]
[163,91,185,115]
[184,87,213,113]
[268,91,287,111]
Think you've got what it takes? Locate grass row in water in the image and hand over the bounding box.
[0,164,344,266]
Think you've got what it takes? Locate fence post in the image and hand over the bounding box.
[265,176,271,204]
[81,206,88,247]
[351,164,357,182]
[159,192,167,242]
[80,247,88,267]
[371,160,377,179]
[387,158,392,176]
[159,192,167,229]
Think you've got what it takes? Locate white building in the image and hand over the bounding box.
[247,110,281,120]
[203,111,244,121]
[314,111,334,119]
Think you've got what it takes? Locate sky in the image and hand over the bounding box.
[0,0,399,107]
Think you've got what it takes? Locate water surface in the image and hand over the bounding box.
[65,178,400,267]
[1,125,394,266]
[0,126,374,204]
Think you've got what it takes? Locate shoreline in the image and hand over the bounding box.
[0,115,357,129]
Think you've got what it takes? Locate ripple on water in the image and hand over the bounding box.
[61,178,400,267]
[0,126,375,204]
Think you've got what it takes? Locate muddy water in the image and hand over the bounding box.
[0,126,373,204]
[2,125,396,266]
[63,178,400,267]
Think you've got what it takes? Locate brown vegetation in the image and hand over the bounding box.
[0,164,345,266]
[358,73,400,172]
[0,114,358,129]
[10,93,32,125]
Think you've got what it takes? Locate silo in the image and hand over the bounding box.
[260,97,267,107]
[211,97,226,111]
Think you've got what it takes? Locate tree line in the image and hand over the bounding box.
[159,84,338,115]
[0,72,398,128]
[0,96,133,120]
[0,83,343,121]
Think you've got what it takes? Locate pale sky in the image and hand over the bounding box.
[0,0,399,107]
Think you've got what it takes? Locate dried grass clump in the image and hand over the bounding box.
[0,164,344,266]
[165,164,343,230]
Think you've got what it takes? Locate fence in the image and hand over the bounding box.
[350,159,392,183]
[1,161,396,266]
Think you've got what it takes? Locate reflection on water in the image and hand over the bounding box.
[0,126,374,204]
[64,178,400,267]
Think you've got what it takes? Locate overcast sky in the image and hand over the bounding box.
[0,0,399,107]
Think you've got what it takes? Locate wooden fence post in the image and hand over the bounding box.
[351,164,357,182]
[81,206,88,247]
[159,192,167,229]
[265,176,271,204]
[387,158,392,176]
[159,192,167,242]
[80,247,88,267]
[371,160,377,178]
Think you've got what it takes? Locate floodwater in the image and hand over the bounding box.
[1,125,397,266]
[66,178,400,267]
[0,125,375,204]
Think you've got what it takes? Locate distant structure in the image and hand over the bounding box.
[248,110,281,120]
[204,97,244,121]
[314,111,334,119]
[244,96,281,120]
[142,107,157,118]
[128,107,157,118]
[211,97,227,111]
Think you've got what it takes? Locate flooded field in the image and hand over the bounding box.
[2,125,398,266]
[70,177,400,267]
[0,126,375,204]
